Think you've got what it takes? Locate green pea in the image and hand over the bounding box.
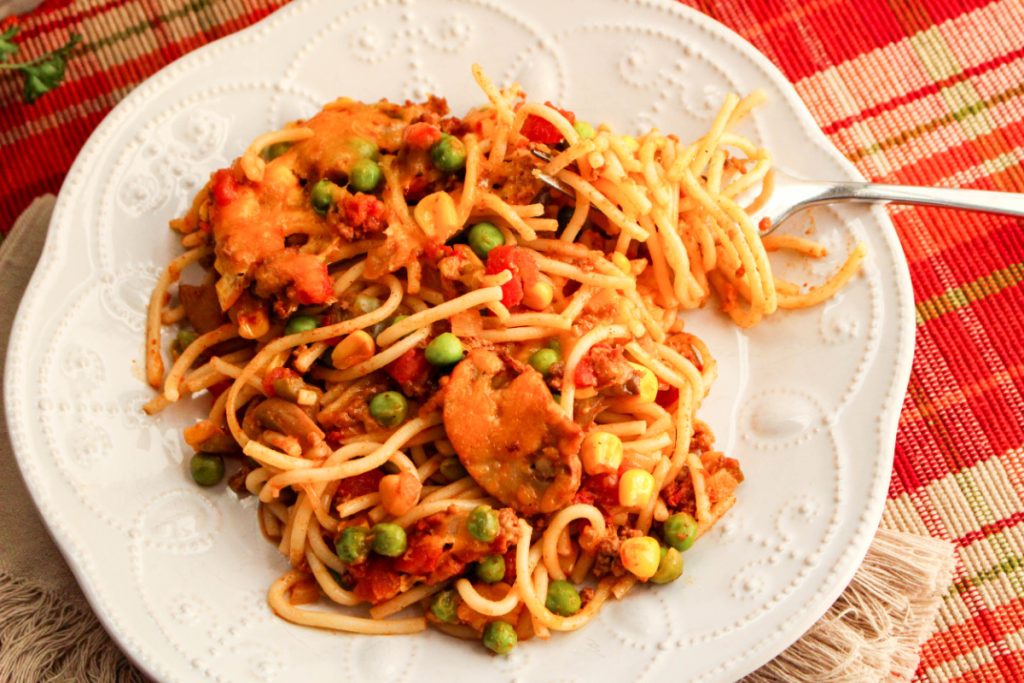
[439,456,467,482]
[425,332,464,366]
[528,348,559,376]
[430,589,459,623]
[544,579,581,616]
[467,222,505,259]
[482,621,517,655]
[262,142,291,161]
[551,391,562,404]
[285,315,318,335]
[348,137,380,161]
[546,339,562,355]
[175,328,198,353]
[336,526,371,564]
[349,158,382,193]
[368,391,408,428]
[371,523,407,557]
[467,505,500,543]
[650,546,684,584]
[354,294,381,314]
[476,555,506,584]
[430,134,466,173]
[310,179,335,215]
[662,512,698,552]
[190,453,224,487]
[573,120,596,140]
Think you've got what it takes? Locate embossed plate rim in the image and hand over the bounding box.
[5,1,915,681]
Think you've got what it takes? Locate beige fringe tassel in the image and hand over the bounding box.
[0,570,143,683]
[744,527,956,682]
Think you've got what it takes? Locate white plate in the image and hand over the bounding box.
[5,1,915,681]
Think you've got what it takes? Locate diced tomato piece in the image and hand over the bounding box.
[386,348,430,385]
[520,103,576,145]
[485,246,540,309]
[292,261,332,305]
[521,116,562,145]
[655,385,679,408]
[403,122,443,150]
[486,245,516,275]
[210,169,240,206]
[498,274,524,308]
[262,367,298,397]
[349,557,403,604]
[574,356,597,387]
[335,469,384,502]
[394,533,444,575]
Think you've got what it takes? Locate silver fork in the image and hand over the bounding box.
[531,150,1024,234]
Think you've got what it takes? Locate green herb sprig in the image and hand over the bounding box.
[0,25,81,103]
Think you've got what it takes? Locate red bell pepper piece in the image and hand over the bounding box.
[520,103,576,144]
[485,245,540,309]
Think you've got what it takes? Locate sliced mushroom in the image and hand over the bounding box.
[249,397,325,452]
[443,349,583,514]
[179,282,226,333]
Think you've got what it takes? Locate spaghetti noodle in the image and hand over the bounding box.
[145,66,865,653]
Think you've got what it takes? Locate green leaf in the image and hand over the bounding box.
[22,54,66,102]
[0,30,81,102]
[0,26,20,63]
[23,73,47,103]
[17,32,82,103]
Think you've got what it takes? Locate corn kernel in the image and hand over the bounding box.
[523,281,554,310]
[619,468,656,508]
[331,330,375,369]
[413,191,458,239]
[620,536,661,580]
[581,431,624,475]
[627,362,658,403]
[611,252,631,274]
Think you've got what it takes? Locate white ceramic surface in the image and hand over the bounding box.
[5,1,915,681]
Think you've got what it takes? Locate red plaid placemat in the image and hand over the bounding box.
[2,1,1023,680]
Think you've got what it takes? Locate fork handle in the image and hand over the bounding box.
[826,181,1024,217]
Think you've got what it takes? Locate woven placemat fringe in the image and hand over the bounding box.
[744,528,955,682]
[0,570,143,683]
